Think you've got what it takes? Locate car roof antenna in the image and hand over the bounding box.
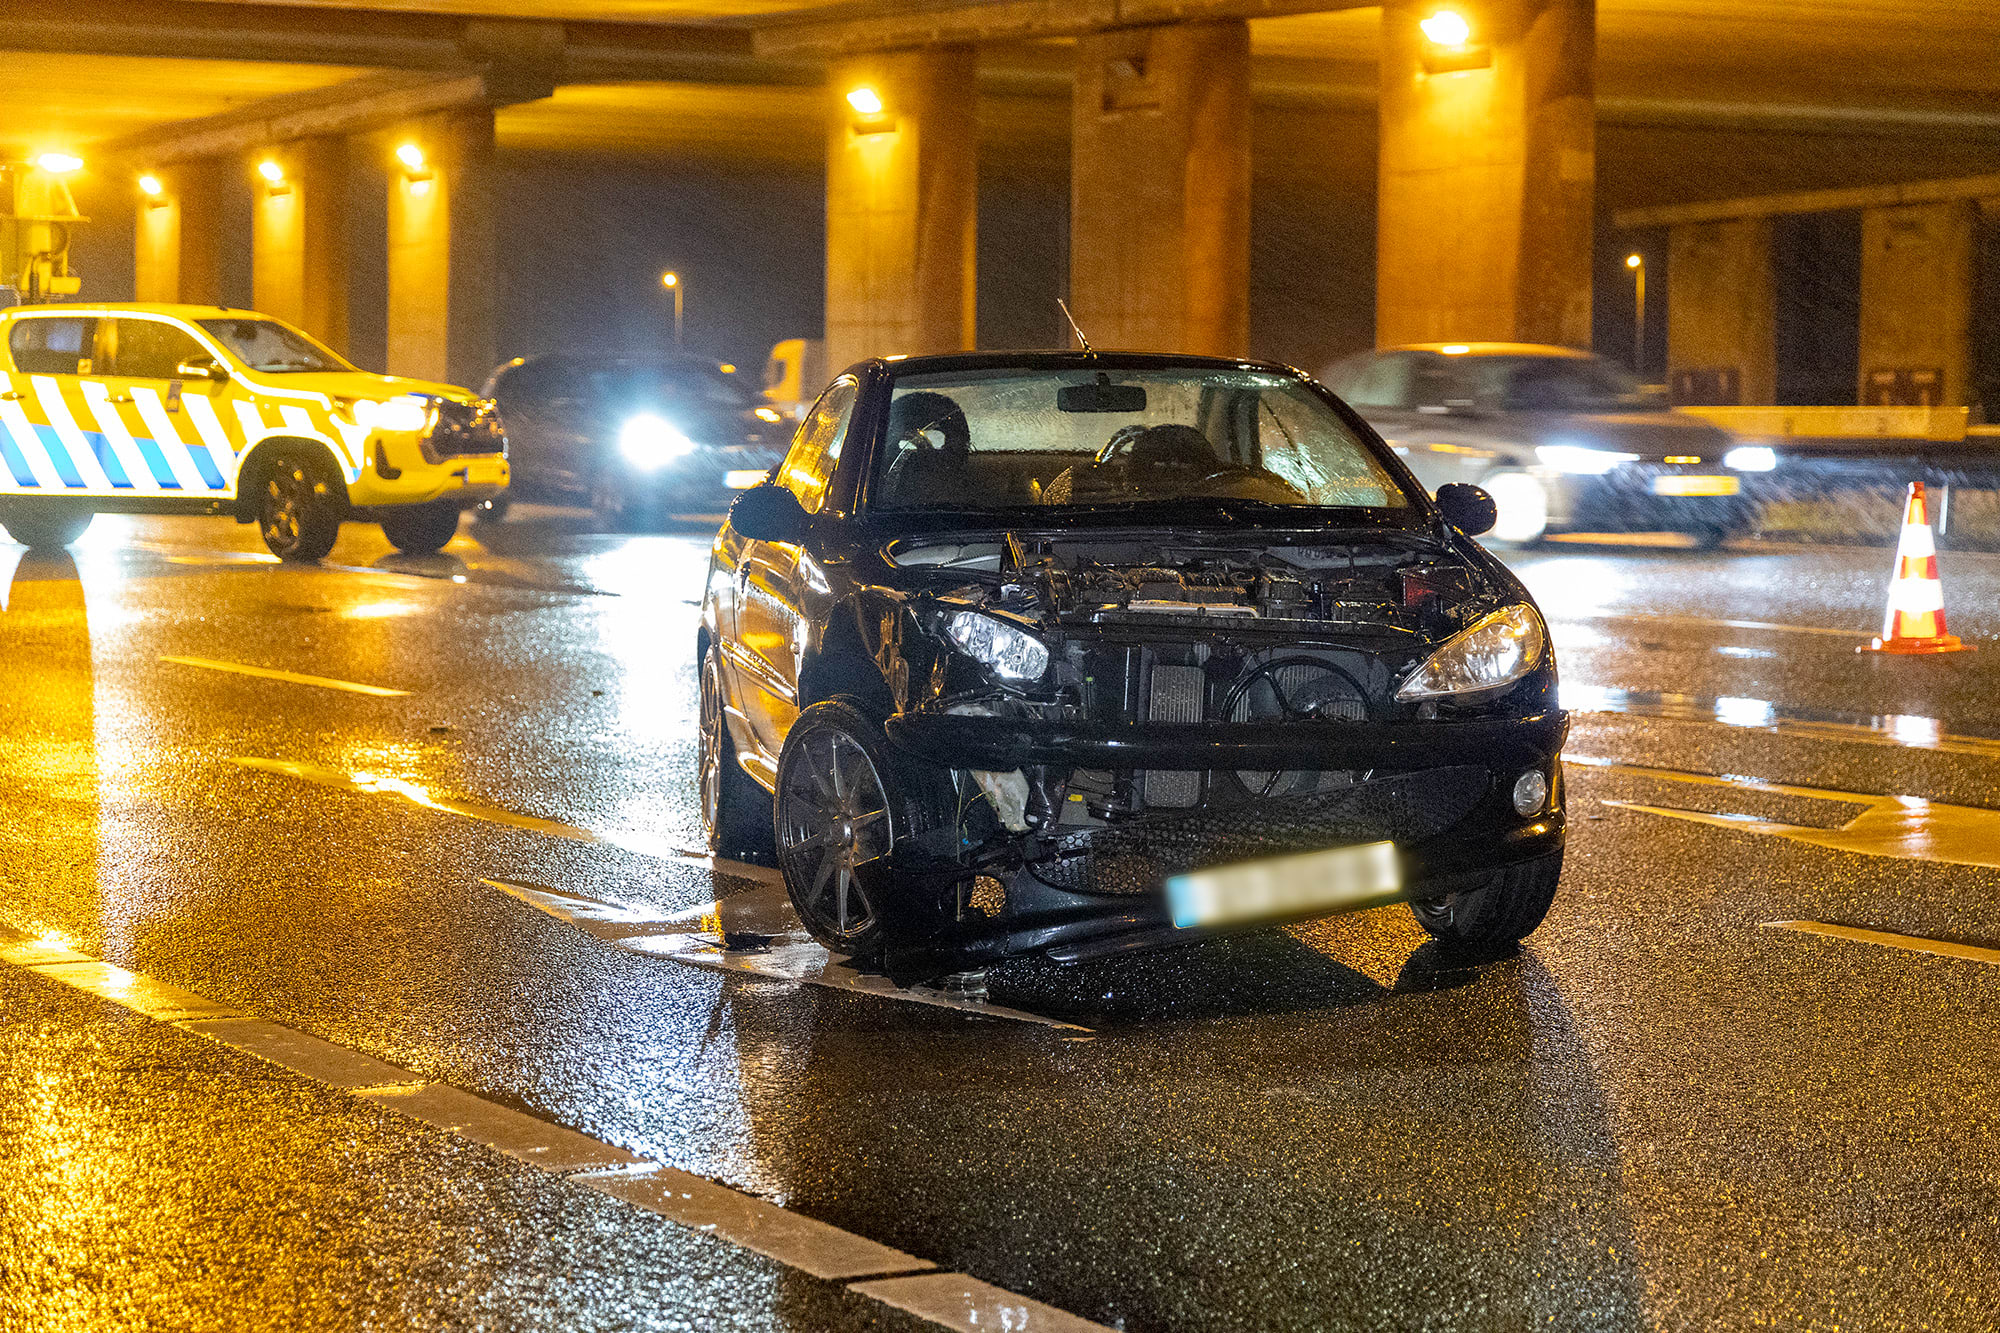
[1057,299,1096,359]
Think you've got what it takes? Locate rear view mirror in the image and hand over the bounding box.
[729,483,810,544]
[175,357,228,383]
[1434,482,1497,536]
[1058,382,1147,413]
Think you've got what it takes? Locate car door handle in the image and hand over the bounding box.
[0,389,19,401]
[109,394,134,404]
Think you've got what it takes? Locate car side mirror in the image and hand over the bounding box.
[729,483,810,544]
[1435,482,1498,536]
[175,357,227,383]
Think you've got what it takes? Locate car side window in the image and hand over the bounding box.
[8,317,99,375]
[777,379,858,515]
[108,319,209,380]
[1343,353,1416,409]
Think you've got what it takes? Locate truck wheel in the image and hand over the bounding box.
[380,501,462,555]
[1408,852,1562,951]
[257,449,343,562]
[0,503,93,550]
[699,647,774,862]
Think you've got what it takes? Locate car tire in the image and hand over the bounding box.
[699,647,775,863]
[1478,470,1550,547]
[1408,852,1562,952]
[256,448,343,563]
[472,497,511,526]
[0,503,93,550]
[773,698,954,960]
[380,501,463,555]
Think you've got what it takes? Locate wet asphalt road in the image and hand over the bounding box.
[2,511,1998,1332]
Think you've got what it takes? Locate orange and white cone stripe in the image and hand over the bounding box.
[1862,481,1969,655]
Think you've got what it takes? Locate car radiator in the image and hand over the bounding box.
[1141,664,1205,808]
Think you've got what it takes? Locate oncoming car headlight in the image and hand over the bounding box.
[1725,444,1777,472]
[1535,444,1638,475]
[945,610,1049,685]
[620,415,696,470]
[370,394,436,434]
[1396,604,1546,701]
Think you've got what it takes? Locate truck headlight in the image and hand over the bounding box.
[1396,604,1546,701]
[945,610,1049,684]
[620,415,695,470]
[1724,445,1776,472]
[371,394,435,434]
[1535,444,1638,475]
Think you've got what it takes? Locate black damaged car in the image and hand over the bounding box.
[698,352,1567,979]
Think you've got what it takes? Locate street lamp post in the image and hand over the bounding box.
[661,271,683,348]
[1625,253,1645,375]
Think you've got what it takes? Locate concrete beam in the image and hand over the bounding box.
[753,0,1373,58]
[1858,199,1976,407]
[1614,173,2000,230]
[251,137,351,355]
[386,109,497,389]
[95,73,510,167]
[1665,218,1776,406]
[0,0,760,81]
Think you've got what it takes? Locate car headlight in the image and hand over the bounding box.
[370,394,436,434]
[1724,444,1776,472]
[945,610,1049,684]
[619,415,696,470]
[1395,603,1546,701]
[1535,444,1638,475]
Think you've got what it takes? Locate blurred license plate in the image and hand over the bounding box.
[1167,840,1401,929]
[1652,474,1739,497]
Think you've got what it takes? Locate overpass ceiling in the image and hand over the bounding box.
[0,54,366,162]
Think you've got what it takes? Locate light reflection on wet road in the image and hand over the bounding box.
[2,513,1999,1331]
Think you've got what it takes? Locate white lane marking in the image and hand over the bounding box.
[854,1272,1116,1333]
[359,1082,651,1174]
[0,395,65,490]
[486,878,1092,1033]
[31,375,114,490]
[1764,920,2000,966]
[160,654,411,698]
[1552,610,1865,641]
[0,926,1105,1331]
[181,1017,423,1090]
[587,1169,936,1281]
[181,392,239,487]
[232,757,702,862]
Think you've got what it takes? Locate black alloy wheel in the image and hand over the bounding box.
[257,448,343,562]
[699,647,774,861]
[1408,852,1563,952]
[379,501,463,555]
[775,699,954,957]
[0,502,93,550]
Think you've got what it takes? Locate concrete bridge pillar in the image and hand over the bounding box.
[1067,21,1251,356]
[824,48,979,372]
[134,160,225,306]
[1375,0,1595,348]
[384,109,497,390]
[250,137,350,355]
[1859,199,1976,406]
[1665,218,1777,405]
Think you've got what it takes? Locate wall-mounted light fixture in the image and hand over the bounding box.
[846,85,894,135]
[138,173,170,209]
[35,152,84,175]
[1419,9,1491,72]
[395,142,435,195]
[257,159,291,195]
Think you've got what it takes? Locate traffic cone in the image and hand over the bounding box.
[1861,481,1970,655]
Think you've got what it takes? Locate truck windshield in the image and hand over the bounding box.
[196,318,353,374]
[870,367,1409,515]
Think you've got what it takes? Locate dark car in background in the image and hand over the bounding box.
[480,353,785,529]
[700,351,1567,981]
[1321,343,1769,548]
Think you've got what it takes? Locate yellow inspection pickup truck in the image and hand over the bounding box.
[0,303,509,559]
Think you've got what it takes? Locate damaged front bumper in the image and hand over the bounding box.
[871,708,1569,978]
